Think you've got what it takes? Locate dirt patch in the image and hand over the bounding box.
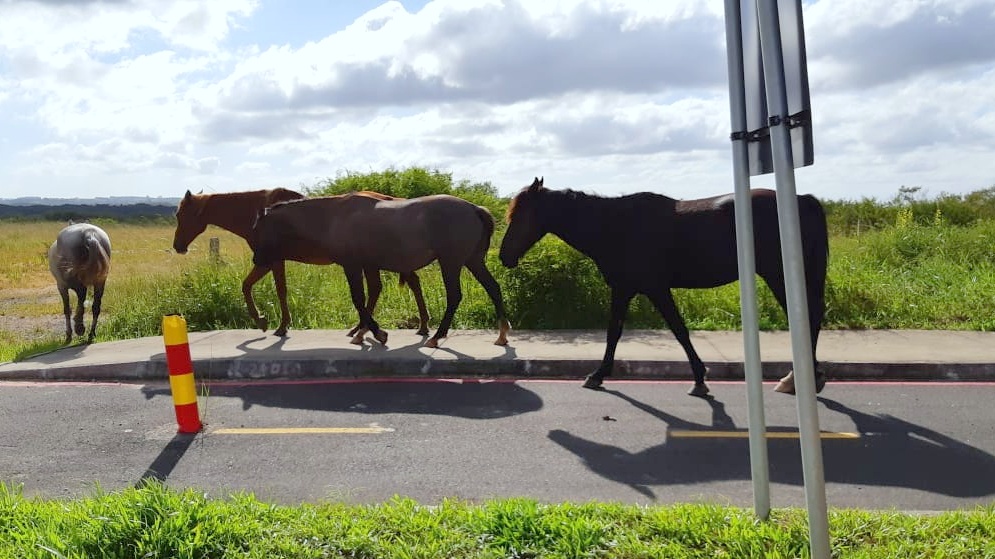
[0,287,64,338]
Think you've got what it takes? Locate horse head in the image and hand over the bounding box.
[172,190,208,254]
[499,177,546,268]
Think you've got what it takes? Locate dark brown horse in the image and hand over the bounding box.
[499,177,828,396]
[48,223,111,344]
[252,193,511,347]
[172,189,429,337]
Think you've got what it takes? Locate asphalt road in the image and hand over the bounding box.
[1,378,993,511]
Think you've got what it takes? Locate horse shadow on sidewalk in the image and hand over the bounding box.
[549,390,995,500]
[143,330,533,419]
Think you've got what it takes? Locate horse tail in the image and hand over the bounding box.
[802,195,829,280]
[800,194,828,344]
[472,204,496,256]
[80,229,111,286]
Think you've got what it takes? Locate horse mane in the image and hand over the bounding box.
[507,185,612,223]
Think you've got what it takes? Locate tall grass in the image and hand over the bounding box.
[0,220,249,361]
[2,482,992,558]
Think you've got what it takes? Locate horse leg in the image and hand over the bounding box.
[762,274,826,395]
[87,281,105,343]
[403,272,431,336]
[57,284,72,344]
[271,261,291,336]
[72,287,87,337]
[583,288,634,389]
[647,288,709,397]
[466,258,510,346]
[241,265,271,332]
[806,275,827,394]
[348,268,381,338]
[425,261,463,349]
[344,265,387,345]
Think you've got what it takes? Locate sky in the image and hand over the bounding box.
[0,0,993,202]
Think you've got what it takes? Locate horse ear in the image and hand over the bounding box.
[529,177,544,192]
[183,190,193,202]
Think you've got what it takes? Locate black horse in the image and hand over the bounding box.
[499,177,828,397]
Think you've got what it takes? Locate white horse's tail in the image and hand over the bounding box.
[81,230,111,285]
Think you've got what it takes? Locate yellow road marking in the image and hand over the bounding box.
[213,427,394,435]
[670,430,859,440]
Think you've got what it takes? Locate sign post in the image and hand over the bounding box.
[723,1,829,557]
[722,0,770,521]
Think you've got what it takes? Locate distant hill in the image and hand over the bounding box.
[0,196,179,207]
[0,197,180,221]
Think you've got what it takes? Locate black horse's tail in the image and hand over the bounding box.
[800,194,829,345]
[801,194,829,282]
[473,204,496,256]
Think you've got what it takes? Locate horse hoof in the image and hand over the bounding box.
[774,372,796,394]
[687,383,710,397]
[582,375,604,390]
[415,328,429,336]
[346,326,360,337]
[493,335,508,346]
[350,334,364,345]
[255,317,268,332]
[374,330,388,345]
[274,328,288,337]
[424,338,439,349]
[815,372,827,393]
[74,324,85,336]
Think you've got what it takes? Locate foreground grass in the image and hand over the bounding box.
[2,483,992,559]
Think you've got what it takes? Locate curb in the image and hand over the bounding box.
[3,357,994,383]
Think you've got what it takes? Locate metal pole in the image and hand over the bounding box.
[722,0,770,521]
[756,1,830,557]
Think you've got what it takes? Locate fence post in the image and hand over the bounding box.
[162,314,202,434]
[209,237,220,261]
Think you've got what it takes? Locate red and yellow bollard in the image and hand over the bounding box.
[162,315,202,433]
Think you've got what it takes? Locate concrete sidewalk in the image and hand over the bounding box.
[1,328,994,382]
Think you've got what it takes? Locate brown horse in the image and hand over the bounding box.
[252,193,511,347]
[499,177,828,396]
[48,223,111,344]
[172,189,430,337]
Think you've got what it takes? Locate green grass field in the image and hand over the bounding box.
[2,216,994,362]
[2,482,992,559]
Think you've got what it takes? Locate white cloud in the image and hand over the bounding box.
[1,0,994,201]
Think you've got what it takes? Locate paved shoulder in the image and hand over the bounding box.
[1,329,994,382]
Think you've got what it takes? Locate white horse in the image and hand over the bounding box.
[48,223,111,344]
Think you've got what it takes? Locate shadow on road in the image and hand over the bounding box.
[549,391,995,500]
[140,379,543,420]
[135,433,197,488]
